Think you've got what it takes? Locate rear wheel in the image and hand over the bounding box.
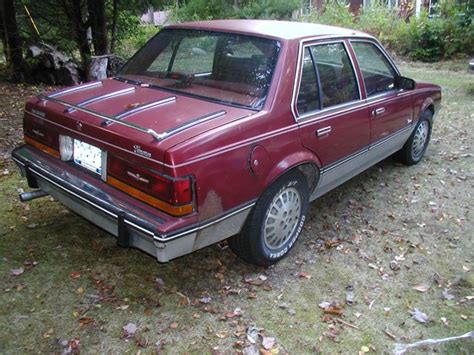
[395,110,432,165]
[229,170,309,266]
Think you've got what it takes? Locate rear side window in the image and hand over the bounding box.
[351,42,397,97]
[296,48,320,114]
[310,43,359,108]
[296,42,359,115]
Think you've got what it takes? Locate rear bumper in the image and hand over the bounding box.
[12,145,254,262]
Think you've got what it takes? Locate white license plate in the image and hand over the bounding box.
[74,140,103,175]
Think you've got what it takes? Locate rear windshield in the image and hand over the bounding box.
[118,29,281,110]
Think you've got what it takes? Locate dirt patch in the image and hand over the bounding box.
[0,62,473,353]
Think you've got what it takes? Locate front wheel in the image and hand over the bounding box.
[229,170,309,266]
[395,110,432,165]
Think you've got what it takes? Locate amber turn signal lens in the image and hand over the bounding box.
[107,176,194,216]
[24,135,60,158]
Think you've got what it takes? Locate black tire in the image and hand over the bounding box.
[395,110,433,166]
[229,170,309,266]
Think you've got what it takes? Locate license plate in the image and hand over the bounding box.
[74,140,103,175]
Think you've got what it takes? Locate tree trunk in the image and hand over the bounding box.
[1,0,24,80]
[349,0,362,16]
[63,0,91,73]
[0,8,6,61]
[109,0,120,53]
[87,0,108,55]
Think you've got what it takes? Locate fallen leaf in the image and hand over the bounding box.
[225,308,243,318]
[70,272,81,280]
[198,296,212,304]
[169,322,178,329]
[65,338,80,354]
[318,302,331,309]
[123,322,137,338]
[460,314,467,320]
[360,345,370,353]
[215,330,229,339]
[10,267,24,276]
[413,284,430,293]
[390,260,400,271]
[154,277,165,287]
[324,305,344,316]
[78,316,94,328]
[410,308,429,323]
[442,288,455,300]
[262,336,276,350]
[116,305,129,310]
[246,325,261,344]
[297,271,311,279]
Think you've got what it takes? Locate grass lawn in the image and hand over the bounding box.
[0,61,473,354]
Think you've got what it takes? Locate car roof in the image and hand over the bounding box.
[166,19,373,41]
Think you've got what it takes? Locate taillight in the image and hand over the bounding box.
[107,154,194,216]
[24,118,60,158]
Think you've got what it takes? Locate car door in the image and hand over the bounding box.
[295,40,370,197]
[350,41,413,145]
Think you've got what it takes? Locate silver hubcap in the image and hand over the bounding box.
[412,121,429,159]
[263,187,302,250]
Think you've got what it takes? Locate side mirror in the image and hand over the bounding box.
[396,76,415,90]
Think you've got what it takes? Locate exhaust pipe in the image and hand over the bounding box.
[19,190,48,202]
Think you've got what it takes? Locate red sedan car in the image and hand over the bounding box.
[13,20,441,266]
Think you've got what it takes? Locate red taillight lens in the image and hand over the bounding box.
[23,117,60,158]
[107,154,194,216]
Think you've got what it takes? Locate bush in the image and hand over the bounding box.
[173,0,301,22]
[301,0,473,61]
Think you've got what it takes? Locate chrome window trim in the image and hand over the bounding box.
[349,38,401,76]
[349,39,402,99]
[291,38,363,122]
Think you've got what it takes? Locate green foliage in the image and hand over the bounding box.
[117,25,160,59]
[302,0,473,61]
[173,0,300,22]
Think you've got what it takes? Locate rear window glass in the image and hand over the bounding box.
[119,29,281,110]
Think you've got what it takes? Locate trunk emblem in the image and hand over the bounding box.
[127,171,149,184]
[133,145,151,158]
[32,129,45,137]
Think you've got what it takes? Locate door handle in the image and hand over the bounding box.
[372,107,386,116]
[316,126,332,137]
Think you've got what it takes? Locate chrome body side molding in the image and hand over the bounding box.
[310,125,413,201]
